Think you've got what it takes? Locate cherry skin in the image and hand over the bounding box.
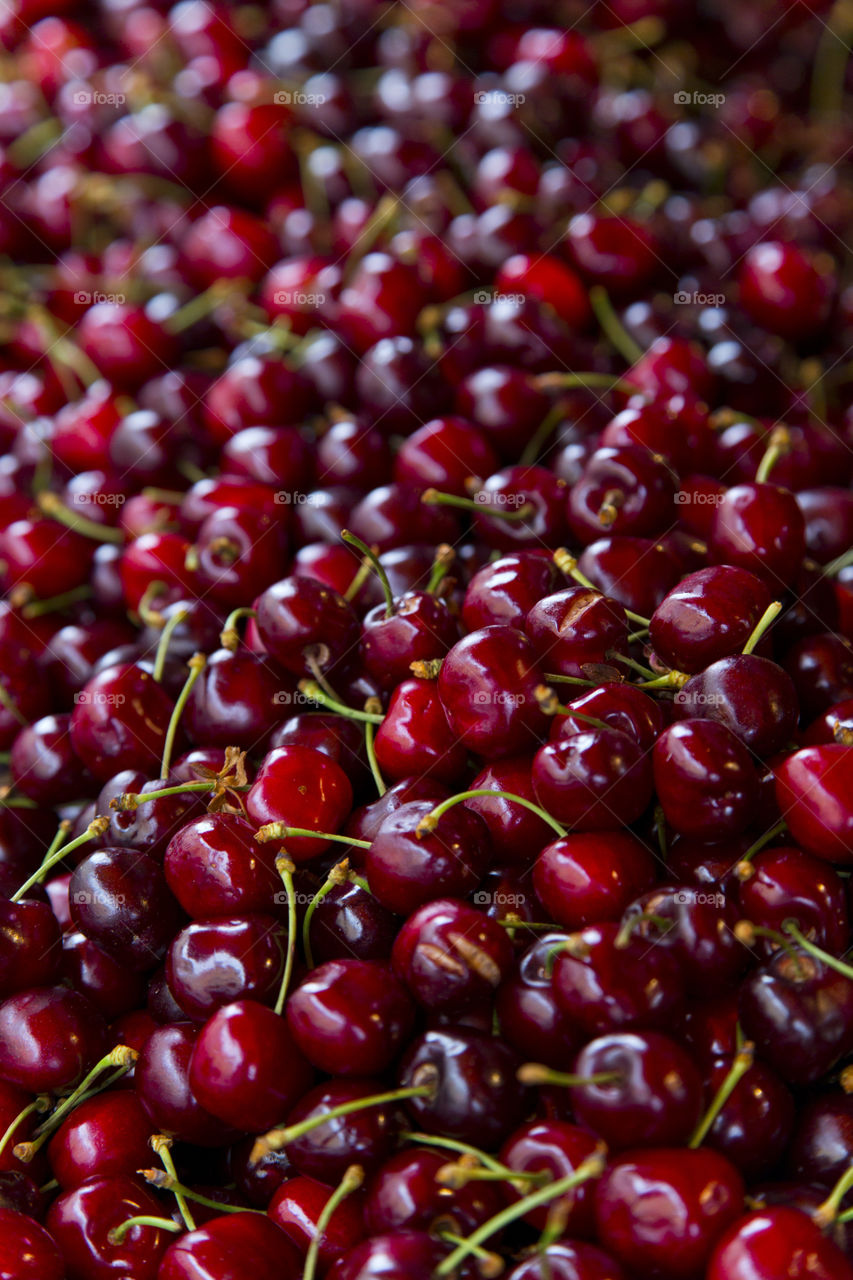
[462,550,560,631]
[674,654,798,757]
[525,586,628,679]
[739,240,835,341]
[437,625,549,758]
[46,1173,172,1280]
[268,1174,366,1271]
[568,445,678,545]
[463,756,555,863]
[391,898,514,1015]
[501,1119,601,1233]
[649,565,773,674]
[47,1089,153,1190]
[707,1207,853,1280]
[69,846,183,973]
[327,1232,447,1280]
[507,1242,628,1280]
[246,745,353,862]
[366,800,492,915]
[373,678,469,785]
[69,662,176,781]
[578,536,681,619]
[653,720,756,840]
[254,576,360,683]
[788,1089,853,1186]
[135,1022,241,1147]
[282,1079,401,1182]
[548,682,664,753]
[496,931,582,1068]
[701,1053,795,1180]
[0,897,62,997]
[164,813,282,920]
[775,745,853,863]
[286,959,414,1076]
[569,1031,703,1151]
[0,985,106,1093]
[166,914,286,1021]
[364,1146,502,1238]
[189,999,314,1133]
[552,921,686,1037]
[0,1206,65,1280]
[533,727,654,830]
[533,831,657,929]
[394,415,498,495]
[306,880,400,966]
[783,632,853,720]
[738,845,849,955]
[360,591,458,693]
[594,1148,744,1280]
[620,884,745,996]
[158,1213,303,1280]
[398,1028,530,1149]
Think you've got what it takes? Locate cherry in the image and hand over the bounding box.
[247,746,353,863]
[203,356,312,446]
[533,726,654,830]
[788,1090,853,1186]
[549,682,665,753]
[0,1206,65,1280]
[568,445,678,545]
[273,1079,401,1183]
[62,930,148,1021]
[782,632,853,720]
[374,679,469,785]
[775,745,853,863]
[653,720,756,840]
[336,253,422,355]
[69,662,176,781]
[594,1148,744,1280]
[317,418,392,492]
[0,985,107,1093]
[710,481,806,588]
[499,1119,601,1234]
[359,590,458,694]
[189,999,313,1133]
[739,241,835,340]
[394,416,498,496]
[701,1052,794,1180]
[135,1022,240,1147]
[392,899,513,1015]
[525,586,628,679]
[255,577,359,683]
[533,831,658,930]
[708,1206,853,1280]
[190,506,290,609]
[455,365,551,461]
[674,654,798,756]
[650,565,773,674]
[496,930,582,1067]
[567,1031,703,1151]
[738,845,849,955]
[365,800,492,915]
[506,1242,628,1280]
[0,897,62,997]
[577,536,682,618]
[462,551,560,633]
[99,772,203,863]
[566,213,657,294]
[437,625,548,758]
[164,813,282,919]
[158,1213,303,1280]
[287,959,414,1076]
[165,914,287,1020]
[328,1232,447,1280]
[76,302,177,390]
[305,880,399,966]
[70,846,183,972]
[46,1172,172,1280]
[47,1089,153,1190]
[268,1172,366,1271]
[355,336,453,436]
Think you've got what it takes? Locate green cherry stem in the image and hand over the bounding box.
[742,601,782,655]
[160,654,206,780]
[589,285,645,364]
[437,1232,502,1279]
[434,1150,607,1276]
[152,607,189,683]
[416,789,566,840]
[519,402,569,468]
[534,684,613,732]
[302,860,351,970]
[814,1160,853,1229]
[426,544,455,595]
[220,607,257,651]
[397,1131,507,1175]
[421,488,535,522]
[303,1165,365,1280]
[36,491,125,544]
[250,1082,437,1161]
[21,584,93,619]
[151,1135,195,1231]
[754,427,791,485]
[688,1041,755,1148]
[0,1096,49,1158]
[274,856,297,1015]
[16,1047,138,1162]
[737,820,788,865]
[783,919,853,982]
[297,681,384,723]
[11,816,110,902]
[363,710,386,798]
[341,530,394,617]
[255,824,370,849]
[517,1063,623,1088]
[108,1216,182,1245]
[142,1168,265,1216]
[553,549,650,627]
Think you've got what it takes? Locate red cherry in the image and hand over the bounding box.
[775,745,853,863]
[708,1206,853,1280]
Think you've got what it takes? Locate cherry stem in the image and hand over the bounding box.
[303,1165,365,1280]
[142,1169,265,1215]
[628,626,651,642]
[614,912,674,949]
[811,0,853,121]
[822,546,853,578]
[533,372,642,396]
[136,581,169,629]
[343,553,375,604]
[297,680,385,724]
[160,654,206,780]
[274,856,297,1015]
[733,920,808,976]
[519,402,568,467]
[166,280,246,334]
[689,1041,755,1148]
[363,712,386,798]
[635,670,690,691]
[543,673,602,687]
[437,1232,502,1279]
[517,1063,622,1088]
[112,780,241,810]
[434,1150,607,1276]
[553,549,650,627]
[783,919,853,982]
[11,816,110,902]
[251,1082,436,1160]
[0,680,27,728]
[341,530,394,617]
[108,1215,182,1245]
[398,1131,508,1174]
[151,1135,195,1231]
[220,607,257,651]
[738,819,788,864]
[0,1095,49,1158]
[421,487,535,522]
[535,684,613,732]
[742,601,782,655]
[418,789,566,839]
[153,607,189,683]
[436,1161,546,1190]
[814,1160,853,1229]
[302,859,351,970]
[36,491,125,544]
[754,427,791,484]
[21,584,93,619]
[426,544,455,595]
[589,285,645,364]
[255,823,370,849]
[16,1047,137,1161]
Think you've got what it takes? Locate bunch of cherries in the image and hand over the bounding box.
[3,0,853,1276]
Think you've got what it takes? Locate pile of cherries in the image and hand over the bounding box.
[4,0,853,1276]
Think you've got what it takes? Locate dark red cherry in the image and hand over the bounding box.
[394,416,498,496]
[191,506,290,609]
[650,565,773,674]
[463,756,554,864]
[533,832,657,930]
[282,1079,400,1182]
[506,1241,628,1280]
[788,1089,853,1186]
[361,593,458,693]
[62,931,148,1021]
[455,365,551,461]
[69,663,175,781]
[47,1089,153,1190]
[710,482,806,589]
[653,720,756,840]
[533,728,653,830]
[578,536,681,619]
[0,1205,65,1280]
[70,847,182,973]
[708,1207,853,1280]
[0,985,106,1093]
[462,550,560,631]
[496,931,582,1068]
[306,880,400,966]
[566,212,657,294]
[46,1173,171,1280]
[398,1028,530,1148]
[317,417,392,492]
[438,625,548,758]
[158,1213,302,1280]
[470,466,568,550]
[501,1119,602,1233]
[782,632,853,721]
[181,205,280,288]
[328,1232,446,1280]
[246,746,353,862]
[10,712,93,804]
[525,587,628,679]
[0,898,61,998]
[166,914,286,1021]
[164,813,281,919]
[775,745,853,864]
[374,679,469,786]
[739,241,835,340]
[221,425,315,492]
[701,1053,794,1180]
[550,682,664,753]
[738,845,849,955]
[569,1031,703,1151]
[355,336,452,436]
[365,800,491,915]
[99,771,203,864]
[255,577,359,682]
[135,1022,240,1147]
[76,302,177,389]
[189,999,313,1133]
[620,884,746,996]
[0,516,93,601]
[364,1145,501,1238]
[552,922,685,1037]
[287,960,414,1076]
[336,253,422,355]
[568,446,678,545]
[675,654,798,756]
[392,898,513,1015]
[268,1173,366,1271]
[594,1148,744,1280]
